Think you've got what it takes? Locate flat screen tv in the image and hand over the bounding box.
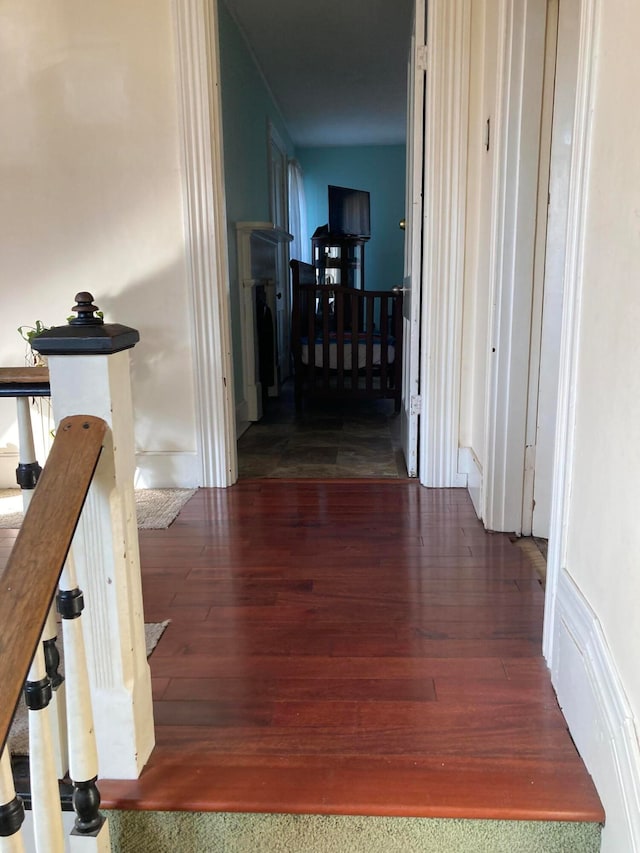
[328,185,371,239]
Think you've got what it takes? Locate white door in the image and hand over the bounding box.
[400,0,427,478]
[532,0,580,537]
[524,0,580,538]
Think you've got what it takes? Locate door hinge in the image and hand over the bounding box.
[416,44,428,73]
[410,394,422,416]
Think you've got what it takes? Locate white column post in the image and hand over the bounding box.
[58,555,111,852]
[24,651,65,853]
[32,293,154,780]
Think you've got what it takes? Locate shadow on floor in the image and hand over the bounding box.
[237,382,407,479]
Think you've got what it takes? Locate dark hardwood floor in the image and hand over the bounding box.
[91,482,602,822]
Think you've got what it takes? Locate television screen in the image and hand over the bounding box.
[328,185,371,238]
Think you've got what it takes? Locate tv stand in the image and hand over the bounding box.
[311,231,368,289]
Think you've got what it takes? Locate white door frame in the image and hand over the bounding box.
[171,0,472,492]
[420,0,471,487]
[400,0,426,479]
[173,0,237,487]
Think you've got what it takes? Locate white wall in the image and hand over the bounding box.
[0,1,200,487]
[564,0,640,740]
[543,1,640,848]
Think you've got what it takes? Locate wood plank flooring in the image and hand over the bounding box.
[1,482,604,822]
[101,482,602,822]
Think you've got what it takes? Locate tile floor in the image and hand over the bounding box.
[237,382,407,479]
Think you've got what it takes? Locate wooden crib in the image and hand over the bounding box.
[290,260,403,412]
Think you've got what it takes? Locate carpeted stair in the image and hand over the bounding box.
[105,810,601,852]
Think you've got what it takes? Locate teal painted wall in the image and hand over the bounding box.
[217,0,294,401]
[297,146,406,292]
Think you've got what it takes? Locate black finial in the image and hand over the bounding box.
[32,292,140,355]
[69,292,104,326]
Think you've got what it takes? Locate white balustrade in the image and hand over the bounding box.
[59,555,111,852]
[25,649,65,853]
[1,293,152,850]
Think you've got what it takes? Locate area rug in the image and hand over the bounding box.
[0,488,196,530]
[8,620,170,756]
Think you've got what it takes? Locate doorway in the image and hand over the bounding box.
[216,4,416,480]
[172,0,464,489]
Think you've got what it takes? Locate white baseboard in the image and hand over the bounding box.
[0,451,19,488]
[551,569,640,852]
[457,446,482,518]
[133,451,201,488]
[2,449,203,489]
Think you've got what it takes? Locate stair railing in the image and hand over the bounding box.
[0,292,156,850]
[22,293,154,782]
[0,368,68,787]
[0,414,111,850]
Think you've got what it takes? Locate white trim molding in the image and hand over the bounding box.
[457,447,482,519]
[235,222,293,423]
[552,570,640,852]
[0,450,19,489]
[134,451,201,489]
[173,0,237,487]
[420,0,471,488]
[3,449,204,491]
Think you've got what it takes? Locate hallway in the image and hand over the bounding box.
[97,482,602,824]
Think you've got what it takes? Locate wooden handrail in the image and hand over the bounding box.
[0,366,50,398]
[0,414,107,755]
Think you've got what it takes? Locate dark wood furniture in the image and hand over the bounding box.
[311,230,368,290]
[290,260,403,412]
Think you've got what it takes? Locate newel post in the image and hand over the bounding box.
[32,293,154,780]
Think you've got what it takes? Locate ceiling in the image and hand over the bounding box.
[221,0,415,148]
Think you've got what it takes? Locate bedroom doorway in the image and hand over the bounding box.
[234,14,422,480]
[198,0,418,484]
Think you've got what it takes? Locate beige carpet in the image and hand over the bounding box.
[8,620,169,756]
[0,488,196,529]
[106,812,601,853]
